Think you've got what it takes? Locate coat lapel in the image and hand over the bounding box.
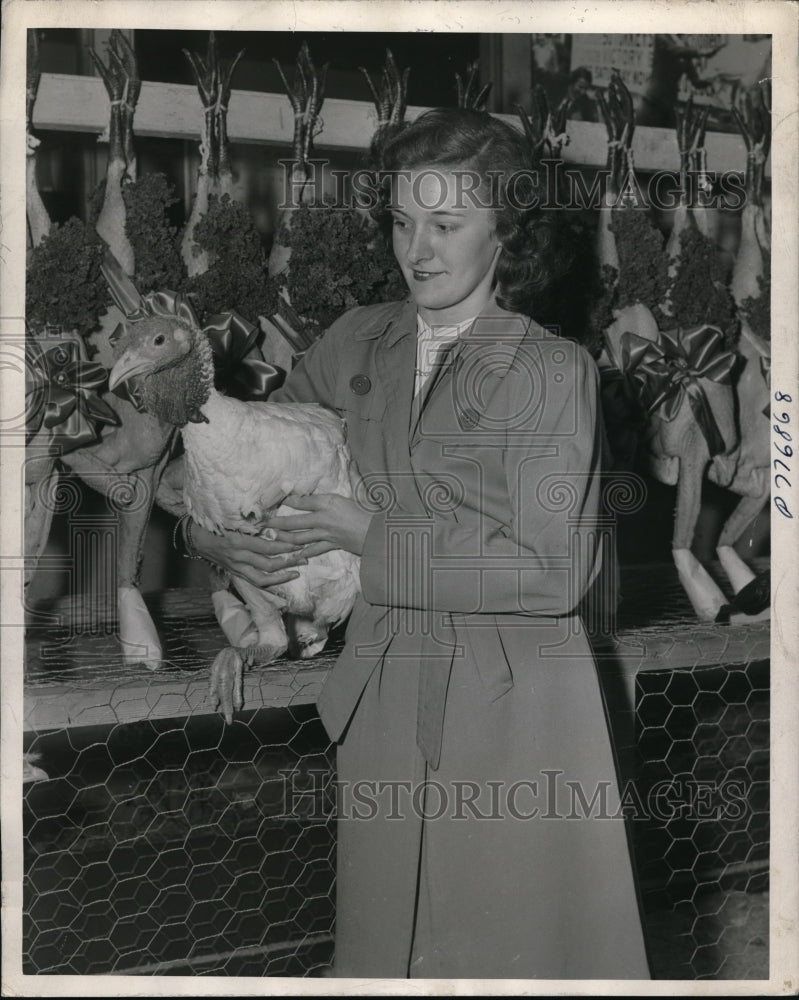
[409,298,534,451]
[366,296,538,504]
[371,297,427,514]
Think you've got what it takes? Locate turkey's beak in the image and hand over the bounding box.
[109,349,156,391]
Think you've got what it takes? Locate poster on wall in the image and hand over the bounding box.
[531,33,772,130]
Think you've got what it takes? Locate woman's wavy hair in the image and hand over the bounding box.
[367,107,567,317]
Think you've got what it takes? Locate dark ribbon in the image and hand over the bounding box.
[26,339,121,453]
[204,312,286,401]
[619,324,738,457]
[101,249,285,409]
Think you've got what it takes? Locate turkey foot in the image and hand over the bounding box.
[209,647,245,724]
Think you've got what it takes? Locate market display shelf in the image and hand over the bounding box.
[22,560,769,734]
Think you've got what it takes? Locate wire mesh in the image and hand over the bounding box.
[23,564,769,978]
[24,587,339,976]
[634,658,769,979]
[610,561,769,981]
[24,707,336,976]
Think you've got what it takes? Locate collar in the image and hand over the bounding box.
[353,297,416,344]
[353,293,535,353]
[417,312,477,338]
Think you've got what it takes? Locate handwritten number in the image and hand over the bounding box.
[771,392,793,517]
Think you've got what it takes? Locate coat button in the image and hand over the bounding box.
[350,374,371,395]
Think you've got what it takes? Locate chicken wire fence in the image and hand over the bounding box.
[22,566,769,979]
[23,706,337,977]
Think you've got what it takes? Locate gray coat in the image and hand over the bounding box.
[271,295,652,979]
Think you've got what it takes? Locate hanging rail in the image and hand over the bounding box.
[31,71,769,177]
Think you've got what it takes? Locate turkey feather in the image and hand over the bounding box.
[181,388,360,630]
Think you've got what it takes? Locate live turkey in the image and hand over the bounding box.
[108,301,361,721]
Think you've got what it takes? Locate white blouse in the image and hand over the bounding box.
[413,312,477,398]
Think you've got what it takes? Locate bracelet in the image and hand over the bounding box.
[173,513,202,560]
[184,517,202,560]
[172,513,189,552]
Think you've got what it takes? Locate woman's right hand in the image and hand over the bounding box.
[189,522,308,587]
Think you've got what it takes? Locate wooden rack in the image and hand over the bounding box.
[31,71,769,177]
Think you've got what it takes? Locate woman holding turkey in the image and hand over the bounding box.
[189,107,651,980]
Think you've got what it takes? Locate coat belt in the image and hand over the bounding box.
[318,608,526,770]
[416,613,516,770]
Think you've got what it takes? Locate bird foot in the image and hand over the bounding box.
[208,639,289,725]
[209,646,244,724]
[242,639,288,667]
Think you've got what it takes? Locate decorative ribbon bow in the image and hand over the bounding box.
[26,338,121,453]
[619,324,738,457]
[102,250,285,408]
[204,311,286,400]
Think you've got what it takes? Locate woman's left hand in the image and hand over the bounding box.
[262,492,371,557]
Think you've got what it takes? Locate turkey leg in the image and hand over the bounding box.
[672,429,727,621]
[229,575,289,664]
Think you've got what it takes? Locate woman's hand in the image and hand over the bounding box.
[262,492,372,557]
[189,521,308,587]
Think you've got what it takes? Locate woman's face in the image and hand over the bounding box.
[390,166,501,325]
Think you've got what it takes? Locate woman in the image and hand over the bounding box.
[190,108,652,980]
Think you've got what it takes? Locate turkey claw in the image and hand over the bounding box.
[209,647,245,724]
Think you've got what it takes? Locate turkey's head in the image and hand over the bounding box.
[109,314,214,426]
